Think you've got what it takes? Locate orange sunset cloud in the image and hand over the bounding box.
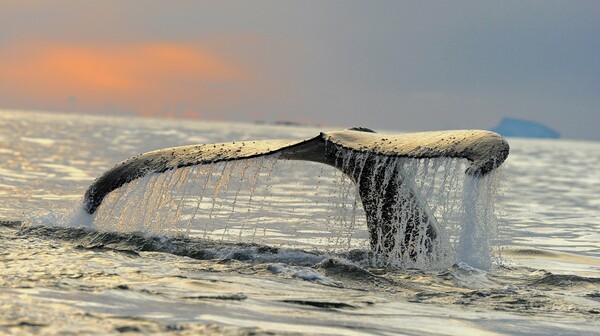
[0,41,253,118]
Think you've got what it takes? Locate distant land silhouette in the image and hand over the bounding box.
[491,117,560,139]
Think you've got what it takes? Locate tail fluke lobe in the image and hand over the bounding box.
[83,128,509,260]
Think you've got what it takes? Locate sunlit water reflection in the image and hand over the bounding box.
[1,110,598,335]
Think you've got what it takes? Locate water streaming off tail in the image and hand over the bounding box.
[90,155,369,252]
[85,154,502,269]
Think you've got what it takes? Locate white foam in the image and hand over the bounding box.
[267,263,343,287]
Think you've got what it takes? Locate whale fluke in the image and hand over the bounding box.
[83,128,509,258]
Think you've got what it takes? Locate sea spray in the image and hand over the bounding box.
[67,153,502,270]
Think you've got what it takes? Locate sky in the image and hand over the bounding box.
[1,1,598,140]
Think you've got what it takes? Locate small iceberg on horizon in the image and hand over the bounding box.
[490,117,560,139]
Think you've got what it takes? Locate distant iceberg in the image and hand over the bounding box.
[490,117,560,139]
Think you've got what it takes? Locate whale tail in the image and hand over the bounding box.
[83,128,509,260]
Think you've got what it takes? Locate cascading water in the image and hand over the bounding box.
[65,153,503,270]
[457,170,503,269]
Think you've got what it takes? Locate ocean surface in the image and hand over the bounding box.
[1,110,599,335]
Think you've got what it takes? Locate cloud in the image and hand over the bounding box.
[0,41,254,117]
